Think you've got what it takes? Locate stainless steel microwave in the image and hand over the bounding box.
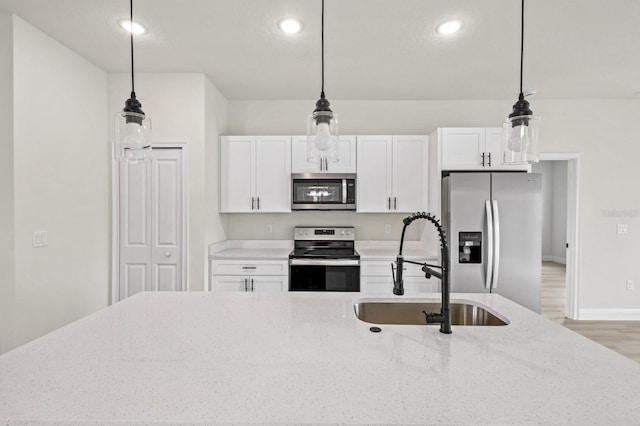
[291,173,356,211]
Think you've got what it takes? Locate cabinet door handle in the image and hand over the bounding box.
[394,197,397,210]
[244,278,248,291]
[251,278,254,292]
[257,197,260,210]
[487,152,492,167]
[242,266,257,270]
[388,197,391,210]
[251,197,255,210]
[481,152,485,167]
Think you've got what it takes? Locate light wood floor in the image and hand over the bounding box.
[541,261,640,363]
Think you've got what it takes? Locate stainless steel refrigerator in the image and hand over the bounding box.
[442,172,542,312]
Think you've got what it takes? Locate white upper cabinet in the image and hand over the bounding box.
[291,135,357,173]
[357,135,428,213]
[220,136,291,213]
[439,128,529,171]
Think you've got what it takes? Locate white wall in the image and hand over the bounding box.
[533,161,568,264]
[534,161,554,258]
[0,13,16,354]
[204,77,229,270]
[225,212,423,242]
[108,73,228,291]
[227,98,640,311]
[551,161,568,262]
[5,16,109,352]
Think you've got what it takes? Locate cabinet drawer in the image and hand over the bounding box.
[211,259,288,276]
[361,260,426,277]
[211,275,286,292]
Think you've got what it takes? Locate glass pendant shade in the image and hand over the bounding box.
[502,113,540,164]
[307,110,338,163]
[115,108,151,163]
[117,0,151,164]
[502,0,539,165]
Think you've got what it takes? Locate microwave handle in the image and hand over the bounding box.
[343,179,347,203]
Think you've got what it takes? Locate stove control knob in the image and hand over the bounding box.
[340,231,345,235]
[347,231,352,235]
[298,231,304,235]
[305,231,310,235]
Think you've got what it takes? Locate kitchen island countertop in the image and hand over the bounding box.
[1,291,639,425]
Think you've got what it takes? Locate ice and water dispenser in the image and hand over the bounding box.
[458,232,481,263]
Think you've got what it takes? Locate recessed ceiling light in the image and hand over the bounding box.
[436,20,463,35]
[118,19,147,35]
[278,18,303,34]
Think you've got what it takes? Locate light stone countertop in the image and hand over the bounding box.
[209,240,293,260]
[1,291,639,425]
[209,240,437,261]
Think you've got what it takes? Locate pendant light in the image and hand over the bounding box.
[307,0,338,168]
[502,0,540,165]
[115,0,151,163]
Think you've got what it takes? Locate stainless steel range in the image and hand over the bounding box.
[288,226,360,292]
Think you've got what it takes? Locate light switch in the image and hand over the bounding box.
[617,224,628,235]
[32,231,48,248]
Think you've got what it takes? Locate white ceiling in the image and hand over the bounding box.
[1,0,639,101]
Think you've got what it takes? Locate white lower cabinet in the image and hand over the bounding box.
[213,275,287,292]
[360,260,437,294]
[210,259,288,292]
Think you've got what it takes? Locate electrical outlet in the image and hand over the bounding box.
[384,224,391,234]
[617,224,628,235]
[627,280,635,291]
[265,224,273,234]
[32,231,48,248]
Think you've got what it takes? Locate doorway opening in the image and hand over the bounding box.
[535,153,581,320]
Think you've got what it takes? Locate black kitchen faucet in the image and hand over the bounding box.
[392,212,452,334]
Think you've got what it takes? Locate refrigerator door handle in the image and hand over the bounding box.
[485,200,494,290]
[491,200,501,291]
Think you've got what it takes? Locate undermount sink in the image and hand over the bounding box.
[354,300,509,326]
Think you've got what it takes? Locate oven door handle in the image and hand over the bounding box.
[289,259,360,266]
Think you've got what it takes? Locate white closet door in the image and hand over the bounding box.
[118,147,184,301]
[119,159,152,298]
[151,148,183,292]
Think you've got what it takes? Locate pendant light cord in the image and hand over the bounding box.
[130,0,136,95]
[320,0,325,98]
[519,0,524,96]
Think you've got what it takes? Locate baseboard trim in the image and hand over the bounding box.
[579,309,640,320]
[542,256,566,264]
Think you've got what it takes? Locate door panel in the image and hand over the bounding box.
[356,136,392,212]
[393,136,427,212]
[491,173,542,312]
[220,136,254,212]
[124,163,149,246]
[122,263,147,297]
[441,128,485,170]
[151,149,182,293]
[255,136,291,212]
[446,173,491,293]
[156,264,178,291]
[120,161,152,298]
